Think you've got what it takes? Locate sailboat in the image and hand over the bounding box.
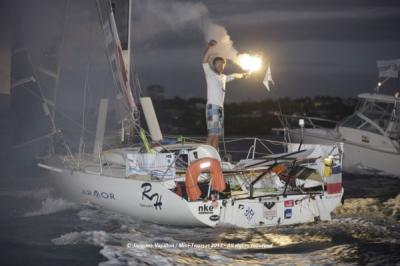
[35,0,343,228]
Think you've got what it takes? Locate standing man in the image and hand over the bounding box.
[202,40,247,149]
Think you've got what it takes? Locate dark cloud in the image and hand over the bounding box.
[7,0,400,103]
[132,0,400,101]
[203,0,400,14]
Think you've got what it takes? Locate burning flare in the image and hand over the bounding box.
[237,53,262,72]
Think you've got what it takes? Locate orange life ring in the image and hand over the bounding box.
[185,157,225,201]
[271,164,286,175]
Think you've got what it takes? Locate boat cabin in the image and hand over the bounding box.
[339,93,400,149]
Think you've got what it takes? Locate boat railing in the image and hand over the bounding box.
[59,135,338,177]
[166,135,290,161]
[277,114,338,130]
[222,137,286,159]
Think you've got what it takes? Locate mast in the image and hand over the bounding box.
[96,0,163,146]
[96,0,138,118]
[127,0,132,86]
[52,0,69,124]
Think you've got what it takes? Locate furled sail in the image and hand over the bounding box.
[96,0,138,120]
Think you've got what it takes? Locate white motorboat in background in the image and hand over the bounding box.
[279,90,400,177]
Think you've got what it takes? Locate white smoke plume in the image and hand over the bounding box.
[132,0,239,62]
[202,20,239,62]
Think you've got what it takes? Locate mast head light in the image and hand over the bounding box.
[299,119,305,128]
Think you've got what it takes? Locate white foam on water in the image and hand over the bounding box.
[52,229,179,265]
[24,197,78,217]
[77,208,98,221]
[334,193,400,221]
[383,193,400,220]
[49,193,400,265]
[99,244,175,266]
[52,230,110,246]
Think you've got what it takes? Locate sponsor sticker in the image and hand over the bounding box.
[141,183,162,210]
[284,200,294,207]
[209,215,220,221]
[244,207,255,222]
[263,202,277,219]
[198,204,214,214]
[284,209,292,219]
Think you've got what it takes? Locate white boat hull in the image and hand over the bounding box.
[44,163,343,228]
[50,167,205,227]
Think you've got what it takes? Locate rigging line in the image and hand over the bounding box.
[20,49,77,159]
[163,135,206,143]
[128,8,143,120]
[253,138,274,154]
[21,86,119,152]
[32,0,70,156]
[165,135,288,152]
[96,1,132,119]
[215,137,286,147]
[221,122,228,158]
[135,127,192,167]
[277,99,290,146]
[52,0,70,122]
[133,71,142,122]
[20,30,141,158]
[130,54,142,126]
[171,135,289,151]
[78,18,96,160]
[13,132,57,149]
[150,133,275,156]
[93,1,139,150]
[95,0,134,123]
[17,85,73,159]
[27,54,57,135]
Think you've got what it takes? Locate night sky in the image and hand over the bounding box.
[2,0,400,102]
[132,0,400,101]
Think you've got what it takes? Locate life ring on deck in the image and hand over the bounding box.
[185,157,225,201]
[271,164,286,175]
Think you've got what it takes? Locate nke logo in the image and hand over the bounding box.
[198,204,213,214]
[141,183,162,210]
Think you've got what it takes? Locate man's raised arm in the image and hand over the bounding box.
[202,40,217,63]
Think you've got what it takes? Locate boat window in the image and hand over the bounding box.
[359,101,393,131]
[364,102,391,117]
[342,114,383,135]
[359,122,382,135]
[341,114,364,128]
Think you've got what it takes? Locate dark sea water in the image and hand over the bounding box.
[0,159,399,266]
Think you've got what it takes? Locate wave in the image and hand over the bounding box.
[383,194,400,221]
[52,230,110,246]
[49,193,400,265]
[333,193,400,221]
[24,197,78,217]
